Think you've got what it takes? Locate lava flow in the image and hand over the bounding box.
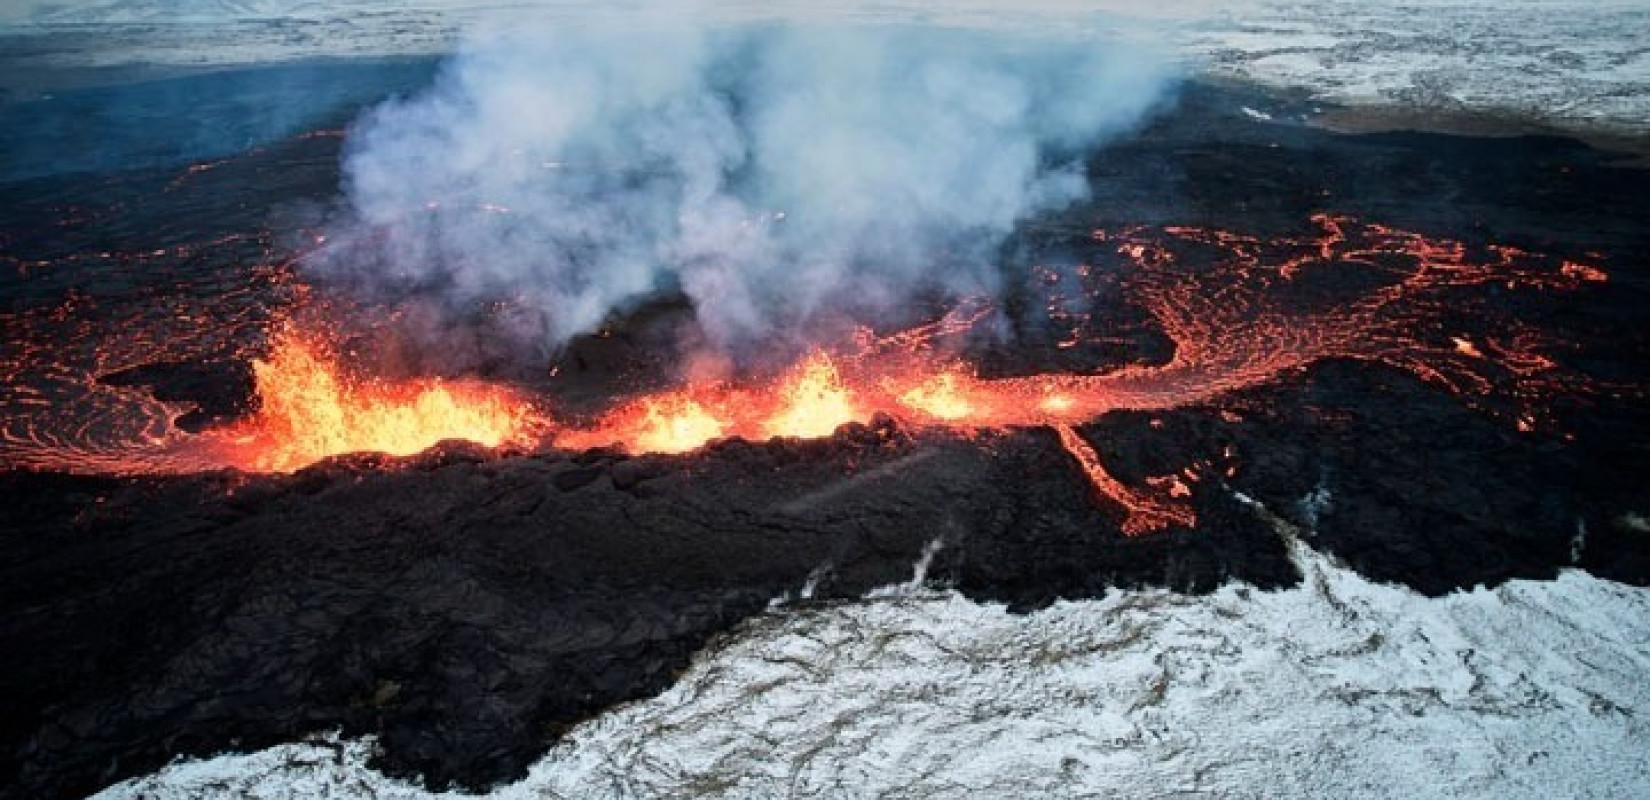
[541,214,1608,533]
[209,327,541,473]
[1,216,1610,535]
[556,351,865,454]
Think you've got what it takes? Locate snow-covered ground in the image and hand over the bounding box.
[1184,1,1650,135]
[93,495,1650,799]
[2,1,1647,135]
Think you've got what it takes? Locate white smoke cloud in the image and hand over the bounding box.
[308,18,1177,364]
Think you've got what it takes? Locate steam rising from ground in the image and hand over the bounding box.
[310,21,1175,364]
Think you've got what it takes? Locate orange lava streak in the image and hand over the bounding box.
[212,328,539,472]
[1054,424,1197,535]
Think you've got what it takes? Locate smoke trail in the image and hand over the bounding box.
[307,19,1178,367]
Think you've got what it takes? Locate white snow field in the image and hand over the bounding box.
[2,1,1647,134]
[93,497,1650,799]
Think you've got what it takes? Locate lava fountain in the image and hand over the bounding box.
[210,327,541,473]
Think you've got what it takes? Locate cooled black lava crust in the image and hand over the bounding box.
[2,73,1648,800]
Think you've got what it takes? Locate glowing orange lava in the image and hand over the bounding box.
[559,392,728,455]
[894,370,980,421]
[759,350,862,439]
[212,328,539,472]
[2,216,1610,536]
[560,350,868,451]
[538,215,1609,533]
[1054,424,1197,535]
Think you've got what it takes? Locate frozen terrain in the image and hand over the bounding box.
[2,1,1647,135]
[1186,0,1650,133]
[93,498,1650,798]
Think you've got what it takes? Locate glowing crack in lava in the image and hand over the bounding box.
[212,328,539,473]
[0,216,1610,535]
[0,234,299,475]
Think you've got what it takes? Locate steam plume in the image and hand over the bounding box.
[308,20,1177,366]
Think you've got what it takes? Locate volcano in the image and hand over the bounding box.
[2,18,1650,800]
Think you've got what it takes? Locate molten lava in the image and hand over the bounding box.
[2,216,1611,535]
[895,370,980,422]
[538,215,1608,533]
[213,328,539,472]
[559,393,729,455]
[627,396,728,455]
[759,351,862,439]
[560,350,867,452]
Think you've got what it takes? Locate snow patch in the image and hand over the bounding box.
[92,529,1650,799]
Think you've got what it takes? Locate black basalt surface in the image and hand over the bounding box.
[2,72,1648,800]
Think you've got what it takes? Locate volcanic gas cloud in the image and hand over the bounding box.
[0,23,1610,536]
